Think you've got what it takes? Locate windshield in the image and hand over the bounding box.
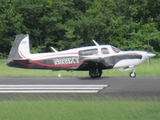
[111,46,121,53]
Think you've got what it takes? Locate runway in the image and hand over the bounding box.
[0,85,108,93]
[0,77,160,100]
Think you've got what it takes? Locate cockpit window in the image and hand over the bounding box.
[101,48,109,54]
[111,46,121,53]
[79,49,98,56]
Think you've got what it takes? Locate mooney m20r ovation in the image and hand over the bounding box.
[6,34,155,78]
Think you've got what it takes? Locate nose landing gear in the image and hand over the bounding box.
[129,69,136,78]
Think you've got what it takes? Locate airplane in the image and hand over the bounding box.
[6,34,155,78]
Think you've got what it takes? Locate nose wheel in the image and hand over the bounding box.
[129,70,136,78]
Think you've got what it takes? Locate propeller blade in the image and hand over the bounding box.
[147,57,150,67]
[147,53,155,67]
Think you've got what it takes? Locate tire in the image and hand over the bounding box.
[89,74,97,78]
[89,69,102,78]
[130,72,136,78]
[97,69,102,77]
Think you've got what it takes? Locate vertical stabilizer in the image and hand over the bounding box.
[7,34,30,60]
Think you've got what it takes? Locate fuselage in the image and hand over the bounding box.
[7,44,152,71]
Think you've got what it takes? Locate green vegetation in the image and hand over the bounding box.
[0,59,160,77]
[0,99,159,120]
[0,0,160,58]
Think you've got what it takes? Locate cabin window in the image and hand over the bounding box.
[78,49,98,56]
[111,46,121,53]
[101,48,109,54]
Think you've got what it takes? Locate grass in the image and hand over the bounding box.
[0,59,160,120]
[0,99,160,120]
[0,59,160,77]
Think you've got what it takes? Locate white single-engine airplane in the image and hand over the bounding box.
[6,34,155,78]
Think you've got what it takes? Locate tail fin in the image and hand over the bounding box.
[7,34,30,61]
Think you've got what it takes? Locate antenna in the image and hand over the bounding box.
[50,47,58,52]
[92,40,99,46]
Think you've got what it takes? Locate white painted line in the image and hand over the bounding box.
[0,90,99,93]
[0,84,108,93]
[0,85,108,90]
[0,88,101,90]
[0,85,108,87]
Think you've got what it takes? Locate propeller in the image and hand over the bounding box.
[147,40,155,67]
[147,40,150,67]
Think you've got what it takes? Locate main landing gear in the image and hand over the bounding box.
[89,69,102,78]
[129,69,136,78]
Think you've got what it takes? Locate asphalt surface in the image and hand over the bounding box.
[0,77,160,100]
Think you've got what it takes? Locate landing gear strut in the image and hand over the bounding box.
[89,69,102,78]
[129,69,136,78]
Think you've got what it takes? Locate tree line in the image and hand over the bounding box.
[0,0,160,58]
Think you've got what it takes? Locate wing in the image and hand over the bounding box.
[77,55,114,70]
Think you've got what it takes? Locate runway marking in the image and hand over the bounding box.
[0,85,108,93]
[0,90,98,93]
